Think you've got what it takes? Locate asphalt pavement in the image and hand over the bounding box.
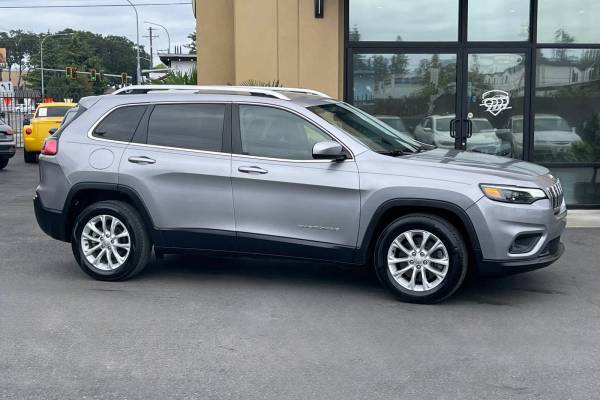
[1,150,600,400]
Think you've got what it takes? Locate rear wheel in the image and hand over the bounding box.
[0,159,8,170]
[72,200,151,281]
[23,149,37,163]
[374,214,468,304]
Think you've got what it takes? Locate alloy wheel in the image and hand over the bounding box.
[80,214,131,271]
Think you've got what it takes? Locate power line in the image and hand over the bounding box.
[0,2,191,9]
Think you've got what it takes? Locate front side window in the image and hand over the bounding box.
[93,105,147,142]
[147,104,225,152]
[238,105,331,160]
[309,102,425,154]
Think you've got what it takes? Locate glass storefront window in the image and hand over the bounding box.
[468,0,529,41]
[352,53,457,141]
[538,0,600,43]
[348,0,458,42]
[534,49,600,163]
[550,168,600,205]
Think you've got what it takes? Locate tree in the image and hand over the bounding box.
[184,32,196,54]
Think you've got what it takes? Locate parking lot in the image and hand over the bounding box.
[1,150,599,400]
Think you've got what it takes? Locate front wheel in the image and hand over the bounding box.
[72,200,152,281]
[374,214,468,304]
[0,159,8,170]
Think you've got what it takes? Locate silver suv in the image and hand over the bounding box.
[33,86,567,303]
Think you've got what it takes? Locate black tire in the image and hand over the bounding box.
[0,159,8,170]
[374,214,468,304]
[23,149,37,163]
[71,200,152,281]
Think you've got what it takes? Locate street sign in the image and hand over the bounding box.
[0,81,13,95]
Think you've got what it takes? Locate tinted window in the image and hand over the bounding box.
[36,106,72,118]
[93,105,146,142]
[147,104,225,152]
[239,105,330,160]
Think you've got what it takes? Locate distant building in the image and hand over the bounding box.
[157,52,197,75]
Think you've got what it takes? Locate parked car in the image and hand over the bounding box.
[414,115,512,156]
[0,117,16,170]
[34,86,566,303]
[22,102,76,163]
[375,115,410,135]
[508,114,583,159]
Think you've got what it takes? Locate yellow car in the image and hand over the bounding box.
[23,102,76,163]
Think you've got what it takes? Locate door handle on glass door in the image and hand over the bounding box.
[128,156,156,165]
[238,166,268,174]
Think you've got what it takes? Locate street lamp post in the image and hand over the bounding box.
[144,20,171,54]
[40,32,72,98]
[125,0,142,84]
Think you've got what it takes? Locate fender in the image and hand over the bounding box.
[354,198,482,265]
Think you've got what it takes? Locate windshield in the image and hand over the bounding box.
[36,106,72,118]
[308,102,425,154]
[535,117,570,131]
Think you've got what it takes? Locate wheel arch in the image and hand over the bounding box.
[354,199,481,265]
[62,183,158,244]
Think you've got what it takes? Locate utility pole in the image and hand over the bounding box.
[143,26,159,68]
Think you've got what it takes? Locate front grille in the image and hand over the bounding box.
[547,179,564,214]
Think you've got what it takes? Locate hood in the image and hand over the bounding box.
[535,130,582,144]
[402,148,549,178]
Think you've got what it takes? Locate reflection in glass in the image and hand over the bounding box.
[466,53,526,158]
[349,0,458,42]
[538,0,600,43]
[352,53,457,143]
[468,0,529,41]
[534,49,600,163]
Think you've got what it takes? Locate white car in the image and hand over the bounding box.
[507,114,583,159]
[414,115,511,156]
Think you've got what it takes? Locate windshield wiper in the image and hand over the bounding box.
[376,150,407,157]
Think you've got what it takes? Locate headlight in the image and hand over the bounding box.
[480,184,547,204]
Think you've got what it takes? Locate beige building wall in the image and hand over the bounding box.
[196,0,344,99]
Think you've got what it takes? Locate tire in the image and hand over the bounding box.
[0,159,8,170]
[23,149,37,163]
[374,214,468,304]
[71,200,152,281]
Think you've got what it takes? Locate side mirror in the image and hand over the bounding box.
[313,140,347,161]
[49,128,58,135]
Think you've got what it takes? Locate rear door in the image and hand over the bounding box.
[231,104,360,262]
[118,102,235,250]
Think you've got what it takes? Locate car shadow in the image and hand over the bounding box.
[136,253,563,305]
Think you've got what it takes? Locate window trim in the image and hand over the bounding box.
[87,101,232,156]
[231,103,355,163]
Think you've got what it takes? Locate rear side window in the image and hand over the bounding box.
[147,104,225,152]
[93,105,147,142]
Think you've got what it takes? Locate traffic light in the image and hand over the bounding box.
[68,66,77,80]
[65,67,72,79]
[121,73,128,85]
[89,69,97,82]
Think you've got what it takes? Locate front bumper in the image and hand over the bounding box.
[33,194,68,242]
[467,195,567,276]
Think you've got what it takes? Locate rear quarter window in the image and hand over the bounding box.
[92,105,147,142]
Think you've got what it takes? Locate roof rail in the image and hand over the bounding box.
[111,84,331,100]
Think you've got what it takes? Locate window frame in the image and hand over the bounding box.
[231,103,353,162]
[88,102,232,154]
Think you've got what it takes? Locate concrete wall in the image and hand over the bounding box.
[196,0,344,99]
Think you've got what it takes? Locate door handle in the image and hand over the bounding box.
[128,156,156,165]
[238,166,268,174]
[465,119,473,138]
[449,119,457,138]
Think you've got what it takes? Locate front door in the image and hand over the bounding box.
[454,51,530,159]
[230,104,361,263]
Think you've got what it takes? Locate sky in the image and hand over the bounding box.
[0,0,196,63]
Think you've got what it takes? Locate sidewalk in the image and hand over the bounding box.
[567,209,600,228]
